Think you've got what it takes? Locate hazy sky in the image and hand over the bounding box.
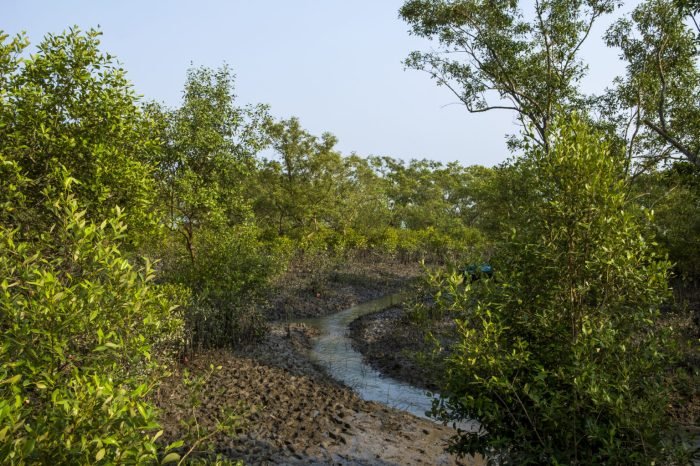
[5,1,640,167]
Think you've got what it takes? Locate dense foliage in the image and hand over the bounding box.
[0,184,181,464]
[401,0,698,462]
[145,65,488,349]
[430,116,688,464]
[0,30,183,464]
[0,29,160,245]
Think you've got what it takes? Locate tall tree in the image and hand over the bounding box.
[153,65,269,263]
[400,0,618,151]
[605,0,700,169]
[257,117,345,242]
[151,66,277,348]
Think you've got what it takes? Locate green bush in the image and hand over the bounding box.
[0,187,182,464]
[639,162,700,281]
[368,225,486,264]
[0,29,160,248]
[432,115,691,464]
[165,224,287,349]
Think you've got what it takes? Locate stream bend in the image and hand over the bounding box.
[296,293,438,419]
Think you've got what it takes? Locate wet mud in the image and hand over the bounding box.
[157,323,482,465]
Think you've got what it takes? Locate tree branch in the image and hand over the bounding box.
[643,118,700,166]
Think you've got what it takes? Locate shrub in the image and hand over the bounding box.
[432,115,691,464]
[0,29,160,248]
[0,187,182,464]
[165,225,286,350]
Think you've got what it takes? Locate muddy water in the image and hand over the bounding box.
[295,293,439,419]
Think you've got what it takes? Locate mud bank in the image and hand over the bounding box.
[349,306,446,392]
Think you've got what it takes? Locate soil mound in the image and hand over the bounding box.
[349,306,445,392]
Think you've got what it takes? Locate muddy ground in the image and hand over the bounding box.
[156,323,482,465]
[154,255,698,464]
[155,256,482,465]
[348,306,442,392]
[264,255,422,320]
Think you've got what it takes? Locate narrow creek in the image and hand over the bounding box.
[294,293,438,420]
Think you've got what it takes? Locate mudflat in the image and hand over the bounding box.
[156,323,482,465]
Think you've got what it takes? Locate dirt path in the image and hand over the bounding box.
[157,323,482,465]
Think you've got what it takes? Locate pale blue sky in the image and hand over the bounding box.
[4,1,639,166]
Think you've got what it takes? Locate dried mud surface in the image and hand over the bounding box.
[157,323,482,465]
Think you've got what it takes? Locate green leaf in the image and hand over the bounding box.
[137,403,148,420]
[152,430,163,442]
[161,452,180,464]
[166,440,184,450]
[1,374,21,385]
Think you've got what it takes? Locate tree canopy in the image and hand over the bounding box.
[400,0,618,151]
